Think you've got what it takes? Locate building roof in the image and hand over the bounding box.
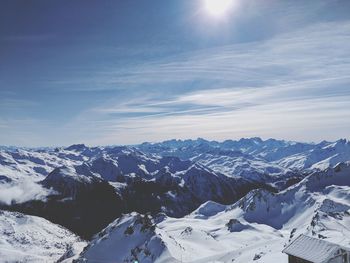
[282,234,345,263]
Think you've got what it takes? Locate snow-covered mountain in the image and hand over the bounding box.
[76,162,350,263]
[0,137,350,262]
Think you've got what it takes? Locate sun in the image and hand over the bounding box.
[204,0,234,17]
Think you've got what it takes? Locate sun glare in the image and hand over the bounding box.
[204,0,234,17]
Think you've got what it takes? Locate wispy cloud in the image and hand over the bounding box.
[91,92,350,144]
[63,21,350,92]
[53,19,350,145]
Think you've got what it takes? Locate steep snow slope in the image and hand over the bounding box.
[235,162,350,231]
[78,213,180,263]
[0,210,86,263]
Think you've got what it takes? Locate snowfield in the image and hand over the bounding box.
[0,210,86,263]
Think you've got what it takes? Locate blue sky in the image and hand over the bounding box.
[1,0,350,146]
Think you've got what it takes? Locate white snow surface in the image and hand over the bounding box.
[0,210,86,263]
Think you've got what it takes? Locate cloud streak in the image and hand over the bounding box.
[55,19,350,145]
[66,21,350,92]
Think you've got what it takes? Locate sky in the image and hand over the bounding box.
[0,0,350,146]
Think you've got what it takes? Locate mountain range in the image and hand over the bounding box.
[0,138,349,262]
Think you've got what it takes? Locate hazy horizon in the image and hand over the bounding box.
[1,136,350,149]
